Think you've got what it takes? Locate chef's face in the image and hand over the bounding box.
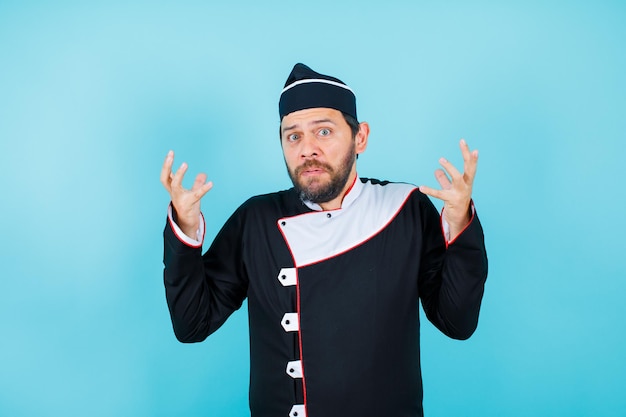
[280,108,368,209]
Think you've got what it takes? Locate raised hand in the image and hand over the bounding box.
[419,139,478,240]
[160,150,213,239]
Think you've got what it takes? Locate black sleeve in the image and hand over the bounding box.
[417,194,489,340]
[162,206,249,343]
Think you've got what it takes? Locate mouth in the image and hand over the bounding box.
[296,162,330,177]
[301,167,326,176]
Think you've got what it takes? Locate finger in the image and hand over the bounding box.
[160,150,175,190]
[459,139,471,161]
[193,180,214,200]
[419,185,446,201]
[192,173,208,190]
[439,157,462,181]
[189,173,214,200]
[171,161,188,189]
[464,149,479,184]
[434,169,452,190]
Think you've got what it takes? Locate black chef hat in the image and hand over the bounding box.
[279,63,357,120]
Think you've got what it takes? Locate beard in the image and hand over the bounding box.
[287,143,356,204]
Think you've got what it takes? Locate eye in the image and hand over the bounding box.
[318,128,331,137]
[287,133,299,142]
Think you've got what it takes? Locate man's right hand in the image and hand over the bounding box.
[160,150,213,239]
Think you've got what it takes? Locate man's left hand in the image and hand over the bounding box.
[419,139,479,240]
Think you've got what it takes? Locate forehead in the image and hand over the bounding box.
[281,107,344,128]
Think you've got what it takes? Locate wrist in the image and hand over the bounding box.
[171,205,200,240]
[443,204,470,227]
[443,204,471,238]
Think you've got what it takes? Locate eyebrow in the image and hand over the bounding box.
[281,118,337,134]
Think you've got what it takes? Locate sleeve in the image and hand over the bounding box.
[417,193,488,340]
[163,205,249,343]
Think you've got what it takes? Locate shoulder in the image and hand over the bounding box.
[359,177,427,201]
[236,187,308,218]
[213,188,304,238]
[360,177,417,191]
[359,177,436,213]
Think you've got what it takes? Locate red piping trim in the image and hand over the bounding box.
[441,201,475,249]
[340,174,358,204]
[167,203,204,249]
[277,222,308,414]
[295,271,308,413]
[284,187,419,269]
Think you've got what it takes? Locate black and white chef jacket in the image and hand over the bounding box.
[163,176,488,417]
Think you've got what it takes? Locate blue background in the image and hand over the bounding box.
[1,1,624,416]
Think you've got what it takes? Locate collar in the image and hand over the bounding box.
[302,175,364,212]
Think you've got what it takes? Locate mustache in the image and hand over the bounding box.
[295,160,333,175]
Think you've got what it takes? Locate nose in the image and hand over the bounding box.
[299,133,320,159]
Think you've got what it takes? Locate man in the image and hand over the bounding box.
[160,63,488,417]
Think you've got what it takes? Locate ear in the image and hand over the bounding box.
[355,122,370,154]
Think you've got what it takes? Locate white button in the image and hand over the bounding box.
[281,313,299,332]
[277,268,297,287]
[289,404,306,417]
[286,360,303,378]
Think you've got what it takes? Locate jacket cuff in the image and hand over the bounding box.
[167,203,205,248]
[441,201,476,247]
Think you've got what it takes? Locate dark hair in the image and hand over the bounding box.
[279,112,361,139]
[342,113,360,139]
